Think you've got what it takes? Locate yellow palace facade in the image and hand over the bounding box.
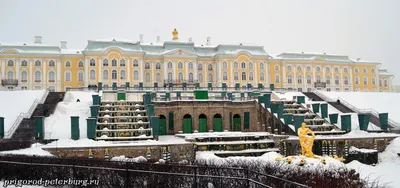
[0,32,394,92]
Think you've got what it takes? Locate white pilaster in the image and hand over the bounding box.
[265,61,270,86]
[216,60,221,86]
[151,61,155,83]
[163,61,168,80]
[303,65,306,90]
[16,59,20,86]
[282,62,286,88]
[185,61,189,81]
[340,67,343,91]
[140,58,144,82]
[29,59,33,90]
[349,67,353,91]
[331,68,334,90]
[57,59,61,91]
[43,59,47,89]
[194,61,198,80]
[127,58,130,84]
[84,57,89,86]
[254,61,258,86]
[230,61,234,86]
[99,57,103,83]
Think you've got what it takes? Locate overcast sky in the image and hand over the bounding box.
[1,0,399,83]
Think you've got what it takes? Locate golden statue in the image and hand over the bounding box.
[172,28,178,40]
[298,122,316,158]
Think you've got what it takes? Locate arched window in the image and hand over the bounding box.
[198,73,203,82]
[208,73,213,82]
[90,59,96,66]
[223,62,227,69]
[168,62,173,68]
[112,59,117,66]
[35,60,41,66]
[145,73,150,82]
[372,77,376,85]
[355,77,359,84]
[344,68,348,73]
[335,67,339,73]
[156,63,161,69]
[335,76,340,84]
[21,60,27,66]
[103,70,108,79]
[297,75,302,84]
[249,72,254,80]
[21,71,28,82]
[242,72,246,80]
[241,62,246,69]
[90,70,96,80]
[307,75,312,84]
[344,76,349,85]
[260,72,264,81]
[234,72,238,80]
[363,77,368,85]
[260,63,264,69]
[287,66,292,71]
[355,68,359,73]
[371,68,375,73]
[316,75,321,83]
[35,71,42,82]
[120,59,125,66]
[156,73,161,82]
[189,62,193,69]
[133,70,139,80]
[189,73,193,82]
[133,59,139,67]
[145,62,150,69]
[78,71,84,81]
[64,71,70,82]
[326,76,331,84]
[288,75,292,84]
[275,75,280,83]
[65,61,71,67]
[198,64,203,70]
[208,64,213,70]
[223,72,228,80]
[120,70,126,80]
[178,72,183,81]
[384,79,388,86]
[316,66,321,72]
[112,70,117,80]
[103,59,108,66]
[168,72,173,81]
[234,62,238,69]
[325,67,330,72]
[274,65,279,71]
[363,68,367,73]
[248,62,253,69]
[297,66,302,71]
[7,60,14,66]
[49,60,55,66]
[48,71,55,82]
[306,66,311,72]
[7,71,14,79]
[78,61,84,67]
[178,62,183,69]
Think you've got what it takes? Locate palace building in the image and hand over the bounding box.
[0,29,394,92]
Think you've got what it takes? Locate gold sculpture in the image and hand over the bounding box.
[172,28,178,40]
[298,122,316,158]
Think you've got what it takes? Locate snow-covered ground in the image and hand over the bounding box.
[44,91,96,139]
[321,91,400,123]
[0,90,46,134]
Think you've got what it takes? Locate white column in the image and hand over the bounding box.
[282,62,286,88]
[140,58,144,82]
[312,65,316,90]
[29,59,33,90]
[16,59,20,89]
[98,57,103,83]
[340,67,343,91]
[173,61,176,80]
[185,61,189,81]
[254,61,258,85]
[163,61,168,80]
[303,65,306,90]
[216,60,220,86]
[349,67,353,91]
[230,61,234,86]
[127,58,130,83]
[43,59,46,89]
[194,61,198,80]
[331,68,334,91]
[322,66,325,91]
[151,61,155,83]
[56,59,61,91]
[265,61,270,86]
[84,57,89,86]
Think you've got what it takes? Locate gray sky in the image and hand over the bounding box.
[1,0,399,83]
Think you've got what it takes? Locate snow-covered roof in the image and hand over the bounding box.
[61,49,83,55]
[0,43,61,55]
[378,69,394,76]
[275,52,379,64]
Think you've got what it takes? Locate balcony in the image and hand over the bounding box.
[314,82,327,88]
[1,79,19,86]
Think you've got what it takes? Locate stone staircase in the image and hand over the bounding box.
[96,100,152,141]
[11,92,66,140]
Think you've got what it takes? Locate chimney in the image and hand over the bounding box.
[206,37,211,45]
[139,34,143,43]
[60,41,67,49]
[189,37,192,42]
[34,36,42,44]
[157,36,160,43]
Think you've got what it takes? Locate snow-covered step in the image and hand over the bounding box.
[96,128,151,132]
[97,121,150,125]
[195,139,275,146]
[98,110,147,113]
[213,148,280,157]
[96,135,153,141]
[98,115,149,119]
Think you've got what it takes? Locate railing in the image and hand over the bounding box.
[1,79,18,86]
[314,90,400,130]
[4,89,50,138]
[163,79,199,84]
[68,86,273,92]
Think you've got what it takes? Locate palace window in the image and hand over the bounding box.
[248,62,253,69]
[145,62,150,69]
[90,59,96,66]
[260,72,264,81]
[344,76,349,85]
[242,72,246,80]
[363,77,368,85]
[112,70,117,80]
[241,62,246,69]
[234,62,238,69]
[287,65,292,71]
[234,72,238,81]
[316,66,321,72]
[344,68,348,73]
[355,68,359,73]
[168,72,173,81]
[371,68,375,73]
[275,75,280,83]
[103,59,108,66]
[156,73,161,82]
[208,73,213,82]
[316,75,321,83]
[21,71,28,82]
[49,60,55,67]
[274,65,279,71]
[198,73,203,82]
[78,61,84,67]
[297,75,302,84]
[7,71,14,79]
[363,68,367,73]
[120,70,126,80]
[156,63,161,69]
[335,67,339,73]
[7,60,14,66]
[379,80,382,86]
[306,66,311,72]
[198,64,203,70]
[223,72,228,80]
[372,77,376,85]
[260,62,264,69]
[384,79,388,86]
[178,62,183,69]
[189,62,194,69]
[326,76,330,84]
[178,72,183,81]
[21,60,27,66]
[112,59,117,66]
[90,70,96,80]
[297,66,301,71]
[325,67,330,72]
[189,73,193,83]
[249,72,254,80]
[145,73,150,82]
[133,70,139,80]
[65,61,71,67]
[307,75,312,84]
[65,71,71,82]
[48,71,55,82]
[35,71,42,82]
[120,59,125,66]
[35,60,41,66]
[287,75,292,84]
[208,64,213,70]
[355,77,359,85]
[103,70,108,79]
[168,62,173,68]
[223,61,227,69]
[133,59,139,67]
[335,76,340,84]
[78,72,84,82]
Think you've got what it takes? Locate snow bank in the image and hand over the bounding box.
[349,146,377,154]
[322,91,400,123]
[0,143,53,156]
[111,155,147,163]
[44,91,96,139]
[0,90,46,133]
